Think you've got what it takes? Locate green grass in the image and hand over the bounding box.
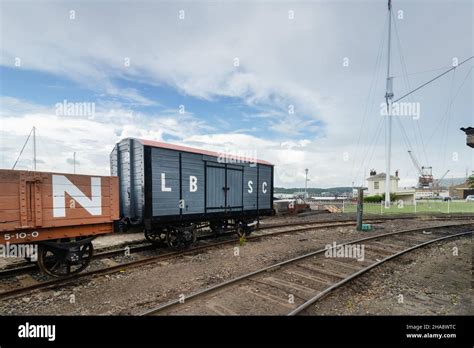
[344,201,474,215]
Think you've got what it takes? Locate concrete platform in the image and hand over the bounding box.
[92,231,146,250]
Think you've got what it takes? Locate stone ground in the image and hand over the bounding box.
[0,219,470,315]
[308,236,472,315]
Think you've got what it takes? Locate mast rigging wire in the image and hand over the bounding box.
[393,56,473,103]
[12,127,34,170]
[391,11,429,166]
[350,14,389,185]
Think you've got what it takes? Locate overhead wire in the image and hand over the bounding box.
[365,117,385,177]
[393,56,473,104]
[426,66,472,145]
[350,14,388,183]
[353,116,385,185]
[12,127,33,170]
[351,7,472,187]
[391,10,429,167]
[391,65,451,78]
[440,69,457,172]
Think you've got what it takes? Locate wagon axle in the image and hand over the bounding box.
[165,225,197,250]
[37,238,94,277]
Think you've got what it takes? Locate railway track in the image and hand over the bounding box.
[140,223,472,316]
[0,217,384,298]
[0,218,472,301]
[0,216,404,278]
[1,213,470,278]
[0,218,368,278]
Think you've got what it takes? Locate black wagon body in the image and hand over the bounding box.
[111,138,274,231]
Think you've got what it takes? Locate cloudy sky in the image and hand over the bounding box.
[0,0,472,188]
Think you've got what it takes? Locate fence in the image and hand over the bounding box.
[341,200,474,215]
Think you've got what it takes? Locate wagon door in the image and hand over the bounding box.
[206,165,226,213]
[226,166,243,212]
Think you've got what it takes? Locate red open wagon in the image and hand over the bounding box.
[0,169,119,276]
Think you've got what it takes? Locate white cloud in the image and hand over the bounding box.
[0,1,472,187]
[0,97,211,174]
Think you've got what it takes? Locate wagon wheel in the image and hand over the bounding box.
[235,226,246,238]
[166,229,186,251]
[144,229,165,246]
[166,226,196,251]
[37,242,94,277]
[187,225,197,246]
[235,222,252,238]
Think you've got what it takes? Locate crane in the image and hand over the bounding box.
[434,169,450,189]
[407,150,433,188]
[437,170,450,184]
[407,150,422,175]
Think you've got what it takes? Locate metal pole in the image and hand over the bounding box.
[356,188,364,231]
[384,0,393,208]
[304,168,308,199]
[33,126,37,171]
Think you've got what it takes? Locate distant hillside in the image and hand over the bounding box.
[436,177,467,187]
[274,187,352,195]
[274,178,467,196]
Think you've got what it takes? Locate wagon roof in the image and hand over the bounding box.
[136,138,273,166]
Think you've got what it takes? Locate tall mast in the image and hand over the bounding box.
[384,0,394,207]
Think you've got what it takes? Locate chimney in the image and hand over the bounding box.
[370,169,377,176]
[395,170,399,178]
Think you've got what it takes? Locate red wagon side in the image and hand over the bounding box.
[0,169,119,276]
